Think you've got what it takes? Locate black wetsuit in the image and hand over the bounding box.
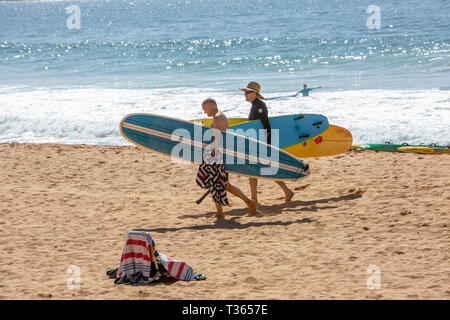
[248,98,271,145]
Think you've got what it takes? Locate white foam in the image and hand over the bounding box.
[0,87,449,146]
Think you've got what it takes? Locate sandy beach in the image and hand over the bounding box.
[0,142,449,300]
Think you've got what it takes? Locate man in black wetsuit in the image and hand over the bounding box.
[239,81,294,207]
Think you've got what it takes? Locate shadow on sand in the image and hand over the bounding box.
[179,193,362,219]
[135,194,362,234]
[133,217,314,234]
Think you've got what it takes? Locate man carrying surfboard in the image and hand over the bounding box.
[239,82,295,206]
[201,98,257,218]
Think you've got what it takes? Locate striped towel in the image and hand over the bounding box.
[117,230,158,279]
[116,230,196,282]
[158,252,195,281]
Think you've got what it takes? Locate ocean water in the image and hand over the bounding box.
[1,0,449,146]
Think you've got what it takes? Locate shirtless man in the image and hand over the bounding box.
[201,98,257,218]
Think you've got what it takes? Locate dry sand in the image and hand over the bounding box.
[0,142,449,300]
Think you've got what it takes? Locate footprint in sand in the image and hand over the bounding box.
[348,188,365,194]
[294,184,310,191]
[244,276,258,284]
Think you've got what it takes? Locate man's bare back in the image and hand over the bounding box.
[211,110,229,131]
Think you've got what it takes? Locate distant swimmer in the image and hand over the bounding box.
[298,84,322,96]
[264,84,322,100]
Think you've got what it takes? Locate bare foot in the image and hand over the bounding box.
[285,190,294,202]
[215,213,225,219]
[248,199,259,215]
[215,203,224,218]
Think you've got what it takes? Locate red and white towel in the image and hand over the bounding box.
[116,230,195,281]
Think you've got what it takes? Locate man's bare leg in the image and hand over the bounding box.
[249,178,258,203]
[214,202,224,219]
[275,181,294,202]
[226,183,257,215]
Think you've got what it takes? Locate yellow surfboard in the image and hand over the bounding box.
[397,146,450,154]
[283,124,353,158]
[191,118,353,158]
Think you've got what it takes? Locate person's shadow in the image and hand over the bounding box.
[135,193,362,234]
[180,193,362,219]
[133,216,314,233]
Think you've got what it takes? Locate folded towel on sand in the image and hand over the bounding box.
[111,230,205,285]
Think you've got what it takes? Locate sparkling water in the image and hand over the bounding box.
[1,0,449,145]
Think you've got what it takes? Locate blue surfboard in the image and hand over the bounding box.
[228,114,329,148]
[120,114,310,181]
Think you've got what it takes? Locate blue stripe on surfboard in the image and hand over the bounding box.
[121,114,309,180]
[123,114,305,168]
[123,114,297,166]
[122,126,306,180]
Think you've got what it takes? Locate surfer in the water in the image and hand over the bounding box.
[240,82,295,206]
[298,84,321,96]
[201,98,257,218]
